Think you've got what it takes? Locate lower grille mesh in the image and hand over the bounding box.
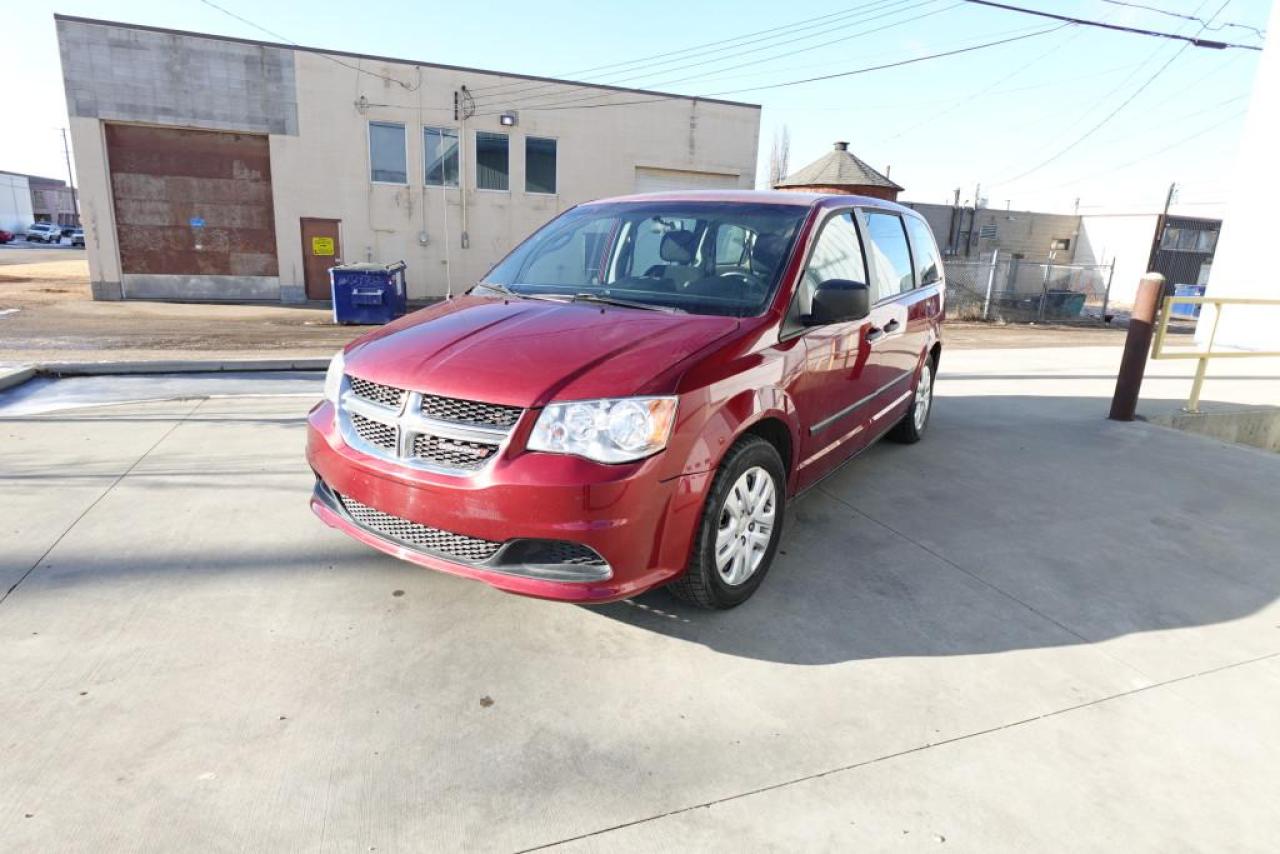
[337,492,501,563]
[531,542,607,566]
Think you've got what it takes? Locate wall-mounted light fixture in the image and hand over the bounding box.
[499,112,518,127]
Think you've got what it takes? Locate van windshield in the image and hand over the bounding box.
[480,202,805,317]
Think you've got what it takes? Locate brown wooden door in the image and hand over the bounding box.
[300,218,341,300]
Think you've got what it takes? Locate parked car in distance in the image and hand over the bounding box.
[0,229,14,244]
[308,191,944,609]
[25,223,62,244]
[71,228,85,247]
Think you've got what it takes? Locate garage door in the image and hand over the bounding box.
[105,123,278,277]
[634,167,740,194]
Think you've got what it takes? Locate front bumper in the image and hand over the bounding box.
[306,401,710,603]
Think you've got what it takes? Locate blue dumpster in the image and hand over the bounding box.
[331,261,407,325]
[1171,284,1206,319]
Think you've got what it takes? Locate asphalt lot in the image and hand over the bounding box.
[1,347,1278,851]
[0,242,84,264]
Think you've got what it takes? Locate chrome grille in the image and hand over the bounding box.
[348,375,406,409]
[350,412,397,452]
[411,434,499,470]
[421,394,521,429]
[338,377,522,475]
[337,492,501,563]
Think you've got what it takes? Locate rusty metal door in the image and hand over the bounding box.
[300,218,341,300]
[105,124,278,278]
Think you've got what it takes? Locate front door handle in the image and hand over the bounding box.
[883,318,901,333]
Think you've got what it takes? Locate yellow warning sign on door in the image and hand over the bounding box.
[311,236,335,256]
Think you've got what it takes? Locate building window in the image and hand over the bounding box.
[424,127,459,188]
[1051,237,1071,251]
[525,136,557,194]
[1161,227,1218,253]
[979,223,998,240]
[369,121,407,184]
[476,131,509,191]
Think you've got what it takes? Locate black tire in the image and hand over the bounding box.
[888,354,935,444]
[667,435,786,610]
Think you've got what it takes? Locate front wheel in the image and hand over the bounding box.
[888,356,934,444]
[667,435,786,610]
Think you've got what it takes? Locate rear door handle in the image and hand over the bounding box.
[883,318,901,333]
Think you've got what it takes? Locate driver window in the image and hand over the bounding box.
[792,212,866,321]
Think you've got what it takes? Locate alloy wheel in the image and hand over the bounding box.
[913,363,933,432]
[714,465,777,586]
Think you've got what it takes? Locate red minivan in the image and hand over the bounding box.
[308,191,943,609]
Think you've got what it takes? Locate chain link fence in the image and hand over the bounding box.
[943,254,1115,323]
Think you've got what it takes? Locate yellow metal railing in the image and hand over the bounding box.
[1151,296,1280,412]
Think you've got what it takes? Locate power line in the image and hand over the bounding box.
[195,0,421,90]
[474,0,953,111]
[465,0,919,99]
[705,23,1066,96]
[481,24,1066,115]
[963,0,1262,49]
[878,14,1098,144]
[1024,103,1248,193]
[993,0,1234,188]
[1097,0,1266,38]
[772,59,1144,112]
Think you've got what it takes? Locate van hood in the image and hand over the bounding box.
[343,296,741,407]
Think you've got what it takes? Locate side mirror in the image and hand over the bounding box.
[807,279,870,325]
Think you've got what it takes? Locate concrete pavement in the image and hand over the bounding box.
[1,347,1277,851]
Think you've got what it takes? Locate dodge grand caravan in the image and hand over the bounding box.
[307,191,943,609]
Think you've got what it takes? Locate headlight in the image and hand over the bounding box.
[323,350,345,404]
[528,396,677,463]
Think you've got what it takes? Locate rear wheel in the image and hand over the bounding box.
[888,356,934,444]
[668,436,785,610]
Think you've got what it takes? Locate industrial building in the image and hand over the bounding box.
[55,16,761,302]
[0,171,79,229]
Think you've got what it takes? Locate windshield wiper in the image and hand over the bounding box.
[570,293,684,313]
[474,282,563,303]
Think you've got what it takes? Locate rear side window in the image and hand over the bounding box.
[904,216,941,286]
[862,211,915,298]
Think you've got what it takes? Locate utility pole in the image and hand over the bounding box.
[1147,181,1177,273]
[948,187,962,255]
[60,128,79,225]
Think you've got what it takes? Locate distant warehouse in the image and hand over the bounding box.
[55,16,761,302]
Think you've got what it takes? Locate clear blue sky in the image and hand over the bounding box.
[2,0,1269,215]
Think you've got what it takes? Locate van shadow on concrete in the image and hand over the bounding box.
[590,392,1280,667]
